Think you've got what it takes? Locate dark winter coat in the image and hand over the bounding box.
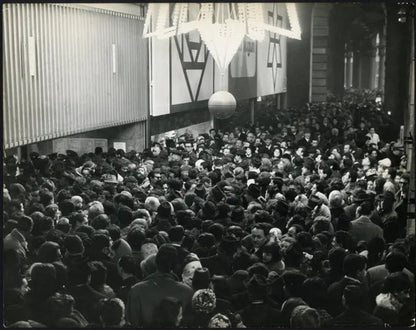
[126,271,193,327]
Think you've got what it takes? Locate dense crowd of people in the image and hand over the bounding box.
[3,96,415,328]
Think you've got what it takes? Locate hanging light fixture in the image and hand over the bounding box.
[197,4,245,74]
[143,3,301,74]
[144,3,301,120]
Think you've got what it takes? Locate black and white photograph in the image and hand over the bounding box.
[2,2,415,328]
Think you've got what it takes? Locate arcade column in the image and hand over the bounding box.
[359,39,375,90]
[352,50,361,89]
[377,30,386,92]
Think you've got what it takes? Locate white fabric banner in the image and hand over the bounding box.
[257,3,288,97]
[150,3,224,117]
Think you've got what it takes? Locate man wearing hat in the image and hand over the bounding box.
[63,234,86,266]
[192,267,212,291]
[238,274,282,327]
[153,201,174,232]
[3,215,33,264]
[200,235,239,276]
[344,189,369,222]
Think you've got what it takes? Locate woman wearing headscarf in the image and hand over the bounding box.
[182,289,217,327]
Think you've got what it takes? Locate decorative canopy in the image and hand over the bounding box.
[143,3,301,73]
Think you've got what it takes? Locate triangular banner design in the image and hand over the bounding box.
[266,3,283,90]
[174,34,209,102]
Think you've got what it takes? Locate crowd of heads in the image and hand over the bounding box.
[3,95,415,328]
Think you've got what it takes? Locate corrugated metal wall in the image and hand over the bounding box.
[3,3,148,149]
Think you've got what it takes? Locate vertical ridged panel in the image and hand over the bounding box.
[72,7,81,134]
[31,3,39,141]
[20,4,29,144]
[17,4,25,145]
[3,4,148,148]
[49,3,58,138]
[3,4,12,148]
[11,4,20,146]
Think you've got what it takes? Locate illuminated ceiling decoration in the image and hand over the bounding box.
[143,3,301,74]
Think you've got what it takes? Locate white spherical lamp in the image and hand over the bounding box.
[208,91,237,120]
